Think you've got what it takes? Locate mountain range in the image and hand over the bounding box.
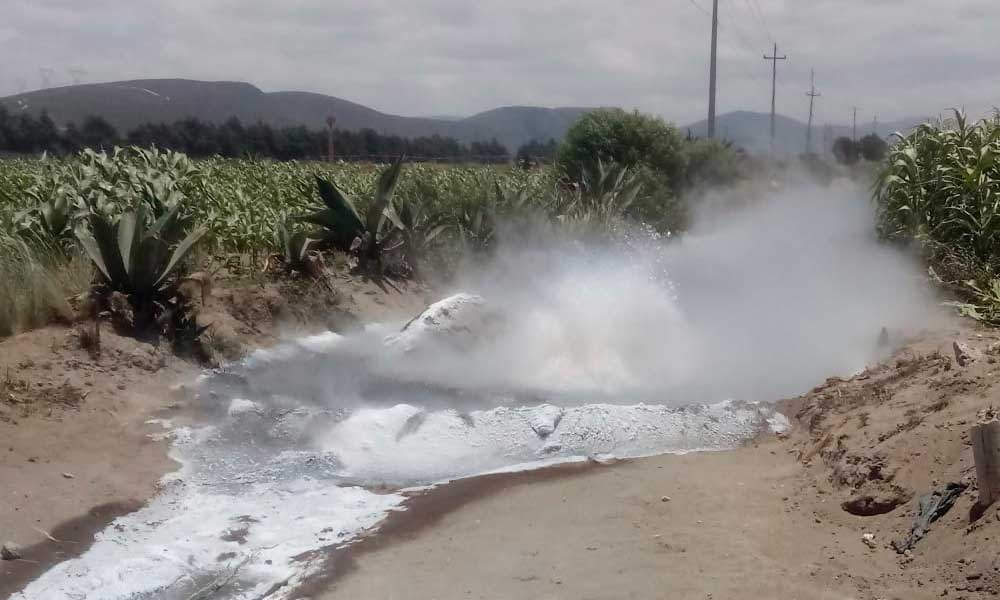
[0,79,928,153]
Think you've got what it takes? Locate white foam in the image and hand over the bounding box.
[318,399,775,484]
[15,292,789,599]
[13,434,404,600]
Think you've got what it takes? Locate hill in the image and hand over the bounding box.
[0,79,591,151]
[0,79,928,155]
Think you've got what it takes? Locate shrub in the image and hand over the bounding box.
[832,137,860,165]
[681,138,742,188]
[556,109,686,187]
[859,133,889,162]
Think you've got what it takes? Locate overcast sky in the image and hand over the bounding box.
[2,0,998,126]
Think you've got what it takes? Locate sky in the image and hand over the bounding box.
[1,0,998,126]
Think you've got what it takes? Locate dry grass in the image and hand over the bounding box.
[0,236,92,338]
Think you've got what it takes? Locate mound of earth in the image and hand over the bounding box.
[784,323,1000,596]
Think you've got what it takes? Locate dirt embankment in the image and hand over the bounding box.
[0,274,428,597]
[316,322,1000,600]
[0,327,186,596]
[786,323,1000,597]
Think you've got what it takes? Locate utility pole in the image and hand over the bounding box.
[326,115,336,162]
[872,114,878,136]
[852,107,858,142]
[707,0,719,138]
[805,68,821,154]
[763,43,787,151]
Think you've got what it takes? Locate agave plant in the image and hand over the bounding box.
[76,202,206,332]
[13,193,80,245]
[273,221,322,278]
[299,156,405,273]
[554,160,645,229]
[397,200,447,278]
[456,203,496,253]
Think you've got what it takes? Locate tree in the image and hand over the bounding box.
[556,108,685,186]
[0,110,501,163]
[470,138,508,162]
[516,138,559,167]
[832,136,860,165]
[859,133,889,162]
[79,116,119,150]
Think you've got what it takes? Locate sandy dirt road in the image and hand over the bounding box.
[317,442,925,600]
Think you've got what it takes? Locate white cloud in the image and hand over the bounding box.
[2,0,998,125]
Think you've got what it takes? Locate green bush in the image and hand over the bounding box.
[556,109,686,187]
[681,138,742,188]
[859,133,889,162]
[832,137,860,165]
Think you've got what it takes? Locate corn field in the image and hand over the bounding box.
[0,147,672,336]
[875,110,1000,322]
[0,149,560,254]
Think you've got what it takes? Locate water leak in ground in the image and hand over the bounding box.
[13,294,788,599]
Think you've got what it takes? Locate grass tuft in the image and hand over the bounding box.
[0,235,92,338]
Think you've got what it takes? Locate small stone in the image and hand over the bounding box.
[954,341,977,367]
[62,472,75,479]
[661,496,671,503]
[1,542,22,560]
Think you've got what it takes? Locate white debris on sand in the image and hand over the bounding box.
[384,293,501,353]
[227,398,261,417]
[528,404,564,437]
[15,292,794,599]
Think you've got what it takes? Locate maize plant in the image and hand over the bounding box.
[875,110,1000,322]
[875,110,1000,265]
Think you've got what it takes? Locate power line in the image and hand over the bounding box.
[685,0,711,17]
[707,0,720,138]
[746,0,773,42]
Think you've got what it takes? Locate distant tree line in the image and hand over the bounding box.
[515,138,559,167]
[0,107,514,163]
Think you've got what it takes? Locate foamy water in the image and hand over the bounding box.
[13,294,788,600]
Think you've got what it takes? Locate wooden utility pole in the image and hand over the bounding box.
[872,114,878,135]
[763,43,787,151]
[805,69,820,154]
[707,0,720,138]
[326,115,336,162]
[852,107,858,142]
